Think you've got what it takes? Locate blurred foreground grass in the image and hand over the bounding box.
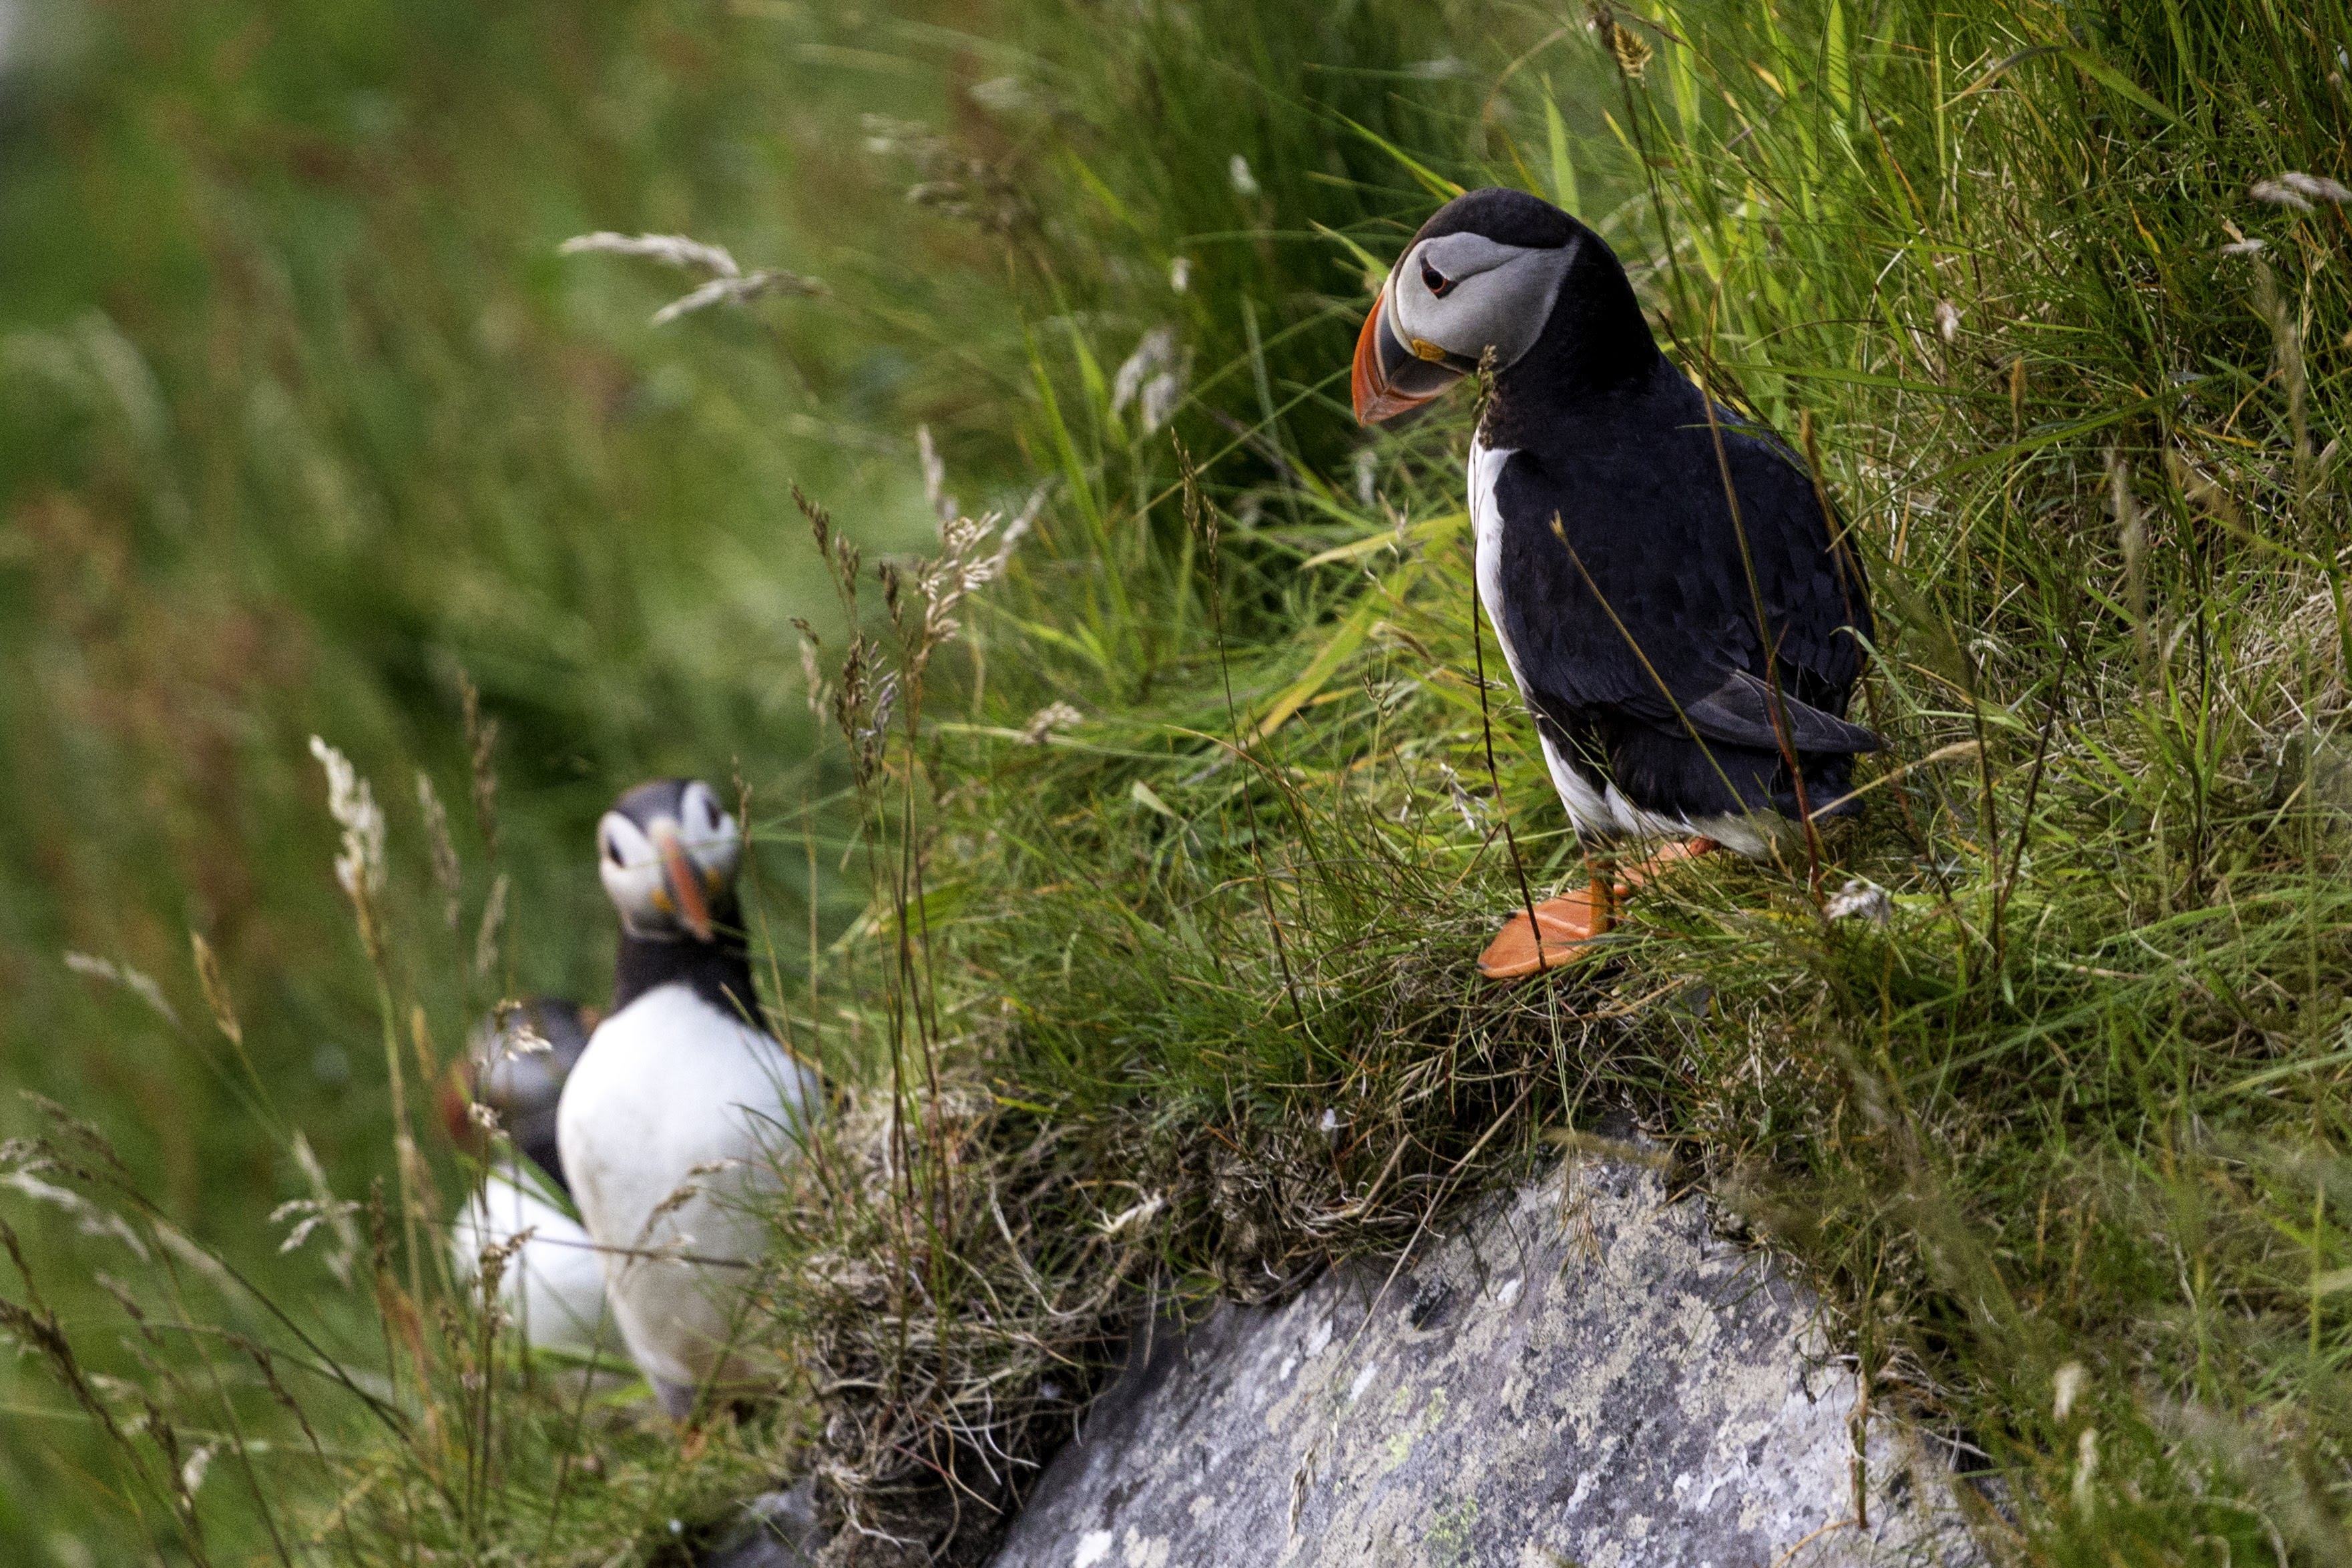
[0,0,961,1552]
[15,0,2352,1563]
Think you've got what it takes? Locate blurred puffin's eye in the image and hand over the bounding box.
[605,836,624,866]
[1421,259,1454,298]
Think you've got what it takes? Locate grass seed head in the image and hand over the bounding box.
[472,872,508,983]
[2251,172,2352,210]
[917,424,957,525]
[309,736,387,910]
[63,951,180,1030]
[188,933,240,1048]
[415,770,462,931]
[559,231,743,278]
[459,671,500,861]
[1021,702,1081,744]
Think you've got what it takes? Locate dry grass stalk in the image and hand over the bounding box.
[559,231,826,324]
[473,872,508,985]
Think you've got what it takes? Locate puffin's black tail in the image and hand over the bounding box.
[1607,724,1861,825]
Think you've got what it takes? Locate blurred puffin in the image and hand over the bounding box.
[441,997,611,1356]
[555,778,822,1418]
[1352,188,1877,977]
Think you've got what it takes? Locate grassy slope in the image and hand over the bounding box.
[13,0,2352,1563]
[869,1,2352,1559]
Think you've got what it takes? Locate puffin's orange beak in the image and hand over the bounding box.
[1351,282,1466,425]
[651,820,715,943]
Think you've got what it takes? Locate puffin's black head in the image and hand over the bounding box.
[596,778,742,943]
[466,997,590,1123]
[1352,188,1651,423]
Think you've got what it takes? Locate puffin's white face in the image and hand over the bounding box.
[1353,228,1580,424]
[1385,231,1576,374]
[597,780,741,941]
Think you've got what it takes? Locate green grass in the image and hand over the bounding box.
[14,0,2352,1562]
[0,0,952,1556]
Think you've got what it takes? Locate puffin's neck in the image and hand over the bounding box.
[1478,253,1671,452]
[612,895,760,1022]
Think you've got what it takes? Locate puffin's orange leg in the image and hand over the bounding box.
[1619,836,1718,889]
[1477,838,1719,981]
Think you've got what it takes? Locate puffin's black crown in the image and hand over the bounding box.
[612,777,702,828]
[1408,187,1657,412]
[1411,187,1580,252]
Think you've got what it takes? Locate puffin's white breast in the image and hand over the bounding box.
[1467,437,1526,694]
[1471,438,1610,836]
[555,983,819,1392]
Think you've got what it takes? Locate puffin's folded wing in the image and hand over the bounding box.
[1680,668,1881,754]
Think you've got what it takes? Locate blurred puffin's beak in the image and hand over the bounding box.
[1351,282,1469,425]
[436,1059,477,1149]
[651,820,715,943]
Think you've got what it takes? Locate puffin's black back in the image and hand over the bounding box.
[475,997,592,1197]
[505,1006,592,1190]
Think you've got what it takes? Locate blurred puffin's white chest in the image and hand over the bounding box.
[555,984,815,1261]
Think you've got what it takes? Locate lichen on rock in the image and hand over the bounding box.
[985,1159,1981,1567]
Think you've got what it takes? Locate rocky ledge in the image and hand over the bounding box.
[984,1157,1981,1567]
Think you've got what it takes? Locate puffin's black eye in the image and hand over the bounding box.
[605,836,624,866]
[704,796,720,828]
[1421,259,1455,298]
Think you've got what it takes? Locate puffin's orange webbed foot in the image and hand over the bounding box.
[1477,839,1720,981]
[1477,883,1622,979]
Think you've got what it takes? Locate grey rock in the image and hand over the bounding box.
[989,1159,1980,1568]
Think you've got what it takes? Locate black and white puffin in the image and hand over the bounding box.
[555,778,822,1417]
[442,997,612,1356]
[1351,188,1878,977]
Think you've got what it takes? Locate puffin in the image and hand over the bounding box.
[1351,188,1878,977]
[555,777,822,1418]
[441,997,612,1357]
